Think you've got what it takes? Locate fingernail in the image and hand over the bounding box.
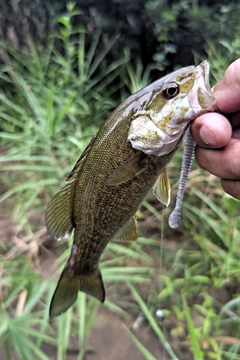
[199,126,216,146]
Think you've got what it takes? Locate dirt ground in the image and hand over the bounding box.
[0,309,172,360]
[61,310,165,360]
[86,310,165,360]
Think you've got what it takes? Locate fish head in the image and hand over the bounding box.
[128,60,216,156]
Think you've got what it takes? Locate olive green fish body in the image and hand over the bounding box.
[46,61,216,317]
[70,105,178,270]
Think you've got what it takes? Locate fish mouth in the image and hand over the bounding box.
[195,61,216,111]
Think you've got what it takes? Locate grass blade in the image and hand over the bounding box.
[128,282,179,360]
[182,294,204,360]
[124,325,157,360]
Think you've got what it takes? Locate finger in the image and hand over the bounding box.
[220,179,240,200]
[213,58,240,114]
[191,112,232,148]
[195,138,240,180]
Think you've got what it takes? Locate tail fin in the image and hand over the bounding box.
[49,268,105,317]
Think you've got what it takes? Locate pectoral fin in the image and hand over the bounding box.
[152,168,171,206]
[107,154,147,186]
[113,216,138,242]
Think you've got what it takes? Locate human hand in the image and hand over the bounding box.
[191,59,240,200]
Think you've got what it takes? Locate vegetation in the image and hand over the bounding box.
[1,1,240,359]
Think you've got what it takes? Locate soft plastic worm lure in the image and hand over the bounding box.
[168,127,196,229]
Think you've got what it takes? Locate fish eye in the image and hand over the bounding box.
[162,83,179,99]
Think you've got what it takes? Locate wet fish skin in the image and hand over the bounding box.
[46,61,216,317]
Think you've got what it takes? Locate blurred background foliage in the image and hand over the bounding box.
[1,0,240,71]
[1,1,240,359]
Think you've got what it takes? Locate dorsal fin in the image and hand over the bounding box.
[46,135,97,240]
[46,176,78,241]
[66,134,97,181]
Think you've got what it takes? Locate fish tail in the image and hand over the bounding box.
[49,267,105,317]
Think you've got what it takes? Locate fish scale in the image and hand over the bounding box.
[46,61,216,317]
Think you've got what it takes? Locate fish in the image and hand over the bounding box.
[46,60,216,317]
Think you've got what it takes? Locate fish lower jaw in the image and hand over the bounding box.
[129,122,187,157]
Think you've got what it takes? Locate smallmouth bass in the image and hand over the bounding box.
[46,61,216,317]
